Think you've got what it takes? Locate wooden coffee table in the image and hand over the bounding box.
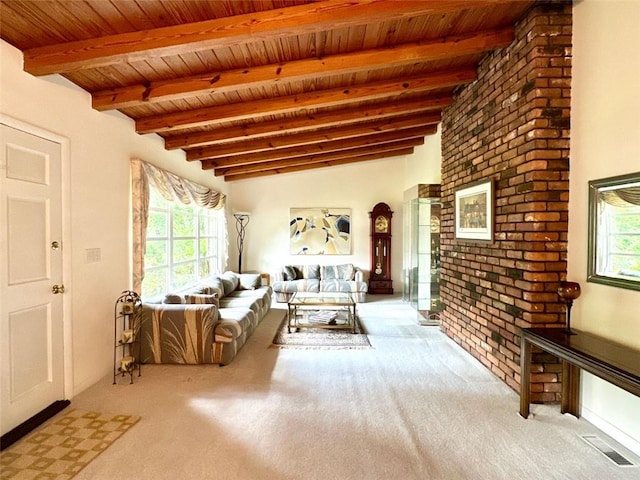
[287,292,357,334]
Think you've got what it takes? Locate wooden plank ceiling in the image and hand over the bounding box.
[0,0,534,181]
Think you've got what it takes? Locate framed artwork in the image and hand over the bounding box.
[587,172,640,291]
[455,180,494,242]
[289,208,351,255]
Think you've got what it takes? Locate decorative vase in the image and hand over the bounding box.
[558,281,581,334]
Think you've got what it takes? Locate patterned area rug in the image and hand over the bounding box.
[0,409,139,479]
[270,315,372,349]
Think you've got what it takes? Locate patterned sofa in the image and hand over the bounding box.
[139,271,272,366]
[272,264,367,303]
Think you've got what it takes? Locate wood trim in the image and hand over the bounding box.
[163,94,451,150]
[222,147,416,182]
[213,138,425,176]
[136,68,476,133]
[92,28,512,110]
[23,0,498,75]
[200,126,434,167]
[185,113,440,161]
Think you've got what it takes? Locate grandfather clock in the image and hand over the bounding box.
[369,202,394,294]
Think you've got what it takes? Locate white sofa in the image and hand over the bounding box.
[272,263,367,303]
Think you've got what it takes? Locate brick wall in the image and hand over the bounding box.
[440,2,572,401]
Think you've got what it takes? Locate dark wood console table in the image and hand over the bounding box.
[520,328,640,419]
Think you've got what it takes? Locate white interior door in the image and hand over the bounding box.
[0,124,65,435]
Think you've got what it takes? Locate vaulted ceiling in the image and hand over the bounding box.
[0,0,534,181]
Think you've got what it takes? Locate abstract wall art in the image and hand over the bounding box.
[289,207,351,254]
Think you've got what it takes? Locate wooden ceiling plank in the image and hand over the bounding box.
[222,147,417,182]
[23,0,499,75]
[163,93,452,150]
[186,112,440,161]
[136,67,476,133]
[214,138,424,176]
[92,27,512,110]
[91,0,147,33]
[201,125,436,167]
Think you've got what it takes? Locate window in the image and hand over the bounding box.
[142,186,225,298]
[588,172,640,291]
[596,202,640,276]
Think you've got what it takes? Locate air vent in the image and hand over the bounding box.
[581,435,636,467]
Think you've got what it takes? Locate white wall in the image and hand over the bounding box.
[228,136,442,285]
[570,0,640,453]
[0,40,230,395]
[230,158,404,283]
[405,125,442,186]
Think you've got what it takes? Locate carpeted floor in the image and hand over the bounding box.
[58,297,639,479]
[0,409,139,479]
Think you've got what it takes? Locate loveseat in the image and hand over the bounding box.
[139,271,271,366]
[272,264,367,303]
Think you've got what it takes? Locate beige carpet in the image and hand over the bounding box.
[61,298,639,479]
[0,409,139,479]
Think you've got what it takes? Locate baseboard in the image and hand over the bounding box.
[73,365,112,397]
[581,405,640,457]
[0,399,71,451]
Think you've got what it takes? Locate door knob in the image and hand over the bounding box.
[52,284,65,294]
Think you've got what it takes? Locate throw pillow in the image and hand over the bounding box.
[163,293,184,304]
[321,265,337,280]
[321,264,355,281]
[189,286,210,294]
[185,293,219,307]
[301,264,320,279]
[200,276,225,299]
[220,272,239,295]
[283,265,297,281]
[338,263,355,280]
[238,273,261,290]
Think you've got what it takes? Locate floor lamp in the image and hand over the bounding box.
[233,212,250,273]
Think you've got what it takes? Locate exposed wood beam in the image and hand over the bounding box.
[186,113,440,161]
[92,28,512,110]
[163,94,452,150]
[23,0,497,75]
[222,148,416,182]
[215,139,424,177]
[136,68,475,133]
[201,126,436,168]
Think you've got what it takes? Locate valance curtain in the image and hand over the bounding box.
[600,186,640,207]
[131,159,227,294]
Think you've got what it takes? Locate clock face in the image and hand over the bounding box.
[375,215,388,233]
[430,215,440,233]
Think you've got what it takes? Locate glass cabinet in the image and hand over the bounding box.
[403,185,441,325]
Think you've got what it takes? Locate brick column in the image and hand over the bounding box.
[440,2,572,400]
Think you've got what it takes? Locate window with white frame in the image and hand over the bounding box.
[141,186,225,298]
[595,200,640,279]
